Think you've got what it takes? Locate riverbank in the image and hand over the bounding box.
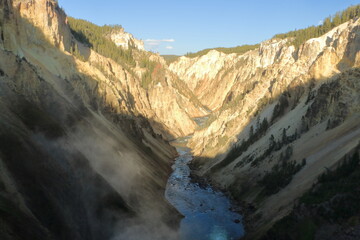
[165,147,245,240]
[188,161,258,240]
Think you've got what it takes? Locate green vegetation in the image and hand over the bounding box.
[139,58,166,89]
[262,150,360,240]
[161,55,180,65]
[271,93,289,123]
[220,93,245,112]
[219,80,270,116]
[263,215,318,240]
[181,4,360,73]
[234,126,300,169]
[300,151,360,208]
[258,145,305,196]
[185,44,259,58]
[273,5,360,48]
[70,43,86,61]
[141,70,153,89]
[67,17,167,89]
[139,58,157,88]
[211,117,269,171]
[67,17,136,66]
[139,58,157,69]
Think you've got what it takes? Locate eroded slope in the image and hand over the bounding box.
[170,17,360,237]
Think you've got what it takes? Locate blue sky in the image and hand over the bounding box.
[58,0,360,55]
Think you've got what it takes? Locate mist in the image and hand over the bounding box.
[59,115,180,240]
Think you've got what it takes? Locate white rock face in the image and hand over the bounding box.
[0,1,182,239]
[170,18,360,126]
[169,18,360,234]
[170,19,360,111]
[3,1,360,237]
[110,29,145,50]
[2,0,203,140]
[169,50,237,92]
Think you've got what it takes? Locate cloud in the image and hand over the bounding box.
[144,39,175,46]
[146,41,162,46]
[144,39,175,52]
[318,20,323,25]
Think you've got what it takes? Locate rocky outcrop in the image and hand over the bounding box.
[170,18,360,237]
[169,18,360,157]
[0,51,180,239]
[169,50,238,110]
[0,0,183,239]
[1,0,360,239]
[1,0,204,140]
[109,27,145,50]
[12,0,72,52]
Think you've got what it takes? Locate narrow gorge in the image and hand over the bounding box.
[0,1,359,240]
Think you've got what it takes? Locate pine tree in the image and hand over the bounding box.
[282,128,287,144]
[273,5,360,48]
[67,17,136,67]
[249,126,254,139]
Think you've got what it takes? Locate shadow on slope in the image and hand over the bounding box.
[0,2,181,240]
[190,67,360,239]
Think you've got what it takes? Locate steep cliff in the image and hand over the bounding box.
[1,0,360,239]
[108,27,145,50]
[0,0,187,239]
[4,0,207,140]
[170,17,360,238]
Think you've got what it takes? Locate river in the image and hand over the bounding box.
[165,139,245,239]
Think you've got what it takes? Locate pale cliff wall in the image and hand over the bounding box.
[170,18,360,237]
[0,0,182,239]
[109,28,145,50]
[2,0,203,139]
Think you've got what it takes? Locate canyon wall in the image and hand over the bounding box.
[0,0,194,239]
[170,18,360,237]
[1,0,359,239]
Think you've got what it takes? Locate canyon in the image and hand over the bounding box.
[169,17,360,238]
[0,0,359,239]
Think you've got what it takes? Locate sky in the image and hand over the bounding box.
[58,0,360,55]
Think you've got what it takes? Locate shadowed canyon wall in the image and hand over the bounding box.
[170,16,360,238]
[0,0,191,239]
[0,0,360,239]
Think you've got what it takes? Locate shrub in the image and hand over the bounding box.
[273,5,360,48]
[67,17,136,67]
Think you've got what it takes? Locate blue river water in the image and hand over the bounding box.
[165,147,245,240]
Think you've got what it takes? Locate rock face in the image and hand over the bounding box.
[2,0,205,140]
[1,0,360,239]
[169,50,238,110]
[0,0,186,239]
[170,18,360,237]
[109,28,145,50]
